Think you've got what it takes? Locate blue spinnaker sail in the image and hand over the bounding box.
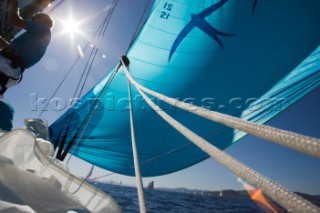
[50,0,320,176]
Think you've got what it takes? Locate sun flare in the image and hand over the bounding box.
[62,17,80,38]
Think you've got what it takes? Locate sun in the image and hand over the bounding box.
[62,16,81,39]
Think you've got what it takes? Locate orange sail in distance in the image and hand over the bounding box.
[238,178,278,213]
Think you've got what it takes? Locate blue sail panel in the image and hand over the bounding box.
[50,0,320,176]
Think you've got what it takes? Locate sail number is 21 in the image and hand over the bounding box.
[160,3,173,19]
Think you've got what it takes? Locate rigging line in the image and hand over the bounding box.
[87,141,193,181]
[90,129,225,180]
[89,58,320,181]
[94,70,320,180]
[90,127,232,181]
[65,60,123,165]
[59,0,117,126]
[70,164,95,194]
[38,13,115,119]
[122,62,320,213]
[123,62,320,158]
[46,0,67,14]
[202,51,320,140]
[126,0,153,52]
[70,3,113,106]
[55,0,118,156]
[47,1,118,158]
[204,71,320,139]
[90,119,250,181]
[88,71,320,181]
[56,0,119,159]
[127,70,147,213]
[76,0,119,100]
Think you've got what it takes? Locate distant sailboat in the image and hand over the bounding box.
[147,181,154,190]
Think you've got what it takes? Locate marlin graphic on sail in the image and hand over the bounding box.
[252,0,258,14]
[168,0,232,61]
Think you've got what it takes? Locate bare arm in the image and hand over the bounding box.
[8,0,28,29]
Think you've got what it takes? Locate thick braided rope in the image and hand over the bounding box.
[127,79,147,213]
[148,94,320,158]
[121,61,320,212]
[120,63,320,158]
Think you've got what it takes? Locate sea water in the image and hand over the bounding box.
[93,183,286,213]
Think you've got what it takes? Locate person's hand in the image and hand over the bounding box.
[8,0,27,29]
[8,0,19,16]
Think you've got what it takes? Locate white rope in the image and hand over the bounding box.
[127,73,147,213]
[121,61,320,213]
[121,64,320,158]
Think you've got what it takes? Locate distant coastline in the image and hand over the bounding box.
[88,181,320,207]
[87,180,320,207]
[156,187,320,207]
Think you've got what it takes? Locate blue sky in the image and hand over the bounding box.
[4,0,320,195]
